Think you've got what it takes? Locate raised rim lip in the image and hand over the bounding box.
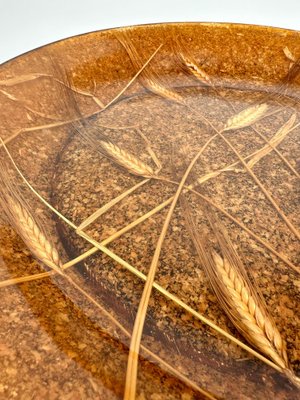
[1,21,299,67]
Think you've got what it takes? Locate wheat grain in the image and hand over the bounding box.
[223,103,269,131]
[123,134,217,400]
[99,140,154,177]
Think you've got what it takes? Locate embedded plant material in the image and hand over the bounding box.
[247,113,298,169]
[210,250,289,369]
[99,139,155,178]
[116,30,186,106]
[180,53,213,86]
[223,103,269,131]
[182,201,290,369]
[0,166,61,273]
[0,23,299,400]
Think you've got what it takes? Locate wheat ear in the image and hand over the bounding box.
[182,199,290,371]
[283,47,296,62]
[223,103,269,131]
[206,209,289,369]
[99,140,154,177]
[207,211,290,370]
[55,70,156,180]
[5,198,62,272]
[144,77,185,104]
[211,251,288,369]
[180,53,213,86]
[180,54,299,178]
[0,159,62,273]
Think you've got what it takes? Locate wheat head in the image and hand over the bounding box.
[0,155,62,273]
[180,53,212,86]
[212,251,289,370]
[99,140,155,178]
[7,198,62,272]
[224,103,269,131]
[145,77,185,105]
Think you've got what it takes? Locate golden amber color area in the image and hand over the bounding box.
[0,23,299,400]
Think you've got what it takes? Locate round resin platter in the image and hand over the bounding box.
[0,23,299,399]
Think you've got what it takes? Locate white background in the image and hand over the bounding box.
[0,0,300,64]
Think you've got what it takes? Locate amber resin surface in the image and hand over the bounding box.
[0,23,299,399]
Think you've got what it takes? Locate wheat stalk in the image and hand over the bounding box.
[0,152,214,398]
[157,176,298,273]
[2,133,297,275]
[80,116,298,269]
[215,127,300,240]
[0,211,291,377]
[1,43,298,394]
[188,93,299,239]
[77,179,150,231]
[0,73,51,86]
[53,67,157,180]
[0,108,110,149]
[0,89,63,121]
[0,47,163,113]
[99,139,154,177]
[65,114,156,180]
[123,134,217,400]
[223,103,269,131]
[0,235,215,399]
[0,50,162,148]
[2,185,285,372]
[247,113,297,169]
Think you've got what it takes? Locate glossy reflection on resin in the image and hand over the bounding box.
[0,23,299,400]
